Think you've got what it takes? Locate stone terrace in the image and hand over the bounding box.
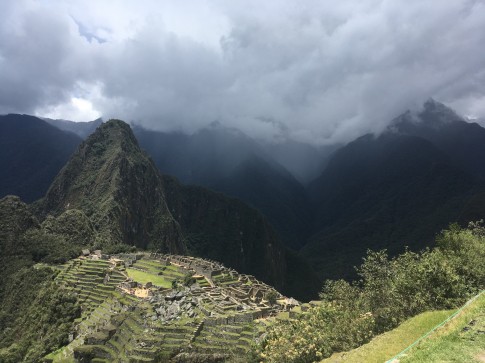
[47,252,299,362]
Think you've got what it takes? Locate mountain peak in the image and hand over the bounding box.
[389,99,464,135]
[421,98,463,124]
[423,97,440,109]
[103,118,131,130]
[41,119,185,252]
[91,119,139,147]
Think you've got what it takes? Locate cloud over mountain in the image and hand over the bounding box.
[1,0,485,144]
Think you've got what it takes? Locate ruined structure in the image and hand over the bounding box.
[47,252,299,362]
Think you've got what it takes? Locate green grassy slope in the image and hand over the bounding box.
[126,268,171,288]
[321,310,454,363]
[401,292,485,363]
[321,291,485,363]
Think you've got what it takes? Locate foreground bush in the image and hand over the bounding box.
[260,222,485,362]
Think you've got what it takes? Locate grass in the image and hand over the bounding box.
[321,310,455,363]
[321,292,485,363]
[44,346,76,363]
[136,259,164,268]
[275,311,291,321]
[400,292,485,363]
[126,268,171,288]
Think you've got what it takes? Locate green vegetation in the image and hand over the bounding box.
[126,268,171,288]
[400,292,485,363]
[322,309,454,363]
[260,222,485,362]
[0,267,80,363]
[182,272,196,286]
[48,255,270,362]
[0,196,96,363]
[6,116,485,362]
[40,120,185,253]
[161,174,290,295]
[266,291,278,306]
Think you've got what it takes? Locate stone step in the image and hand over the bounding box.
[237,336,254,347]
[200,329,240,340]
[83,260,111,267]
[132,346,158,357]
[163,337,189,345]
[128,355,155,363]
[195,335,239,347]
[106,339,122,355]
[191,342,228,354]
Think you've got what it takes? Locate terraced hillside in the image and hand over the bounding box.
[44,253,298,362]
[56,258,127,314]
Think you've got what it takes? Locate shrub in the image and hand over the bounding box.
[183,273,196,286]
[260,222,485,362]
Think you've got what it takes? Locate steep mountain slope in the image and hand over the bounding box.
[0,195,93,274]
[44,117,103,139]
[301,99,485,277]
[0,196,39,277]
[39,120,185,252]
[0,114,82,202]
[304,103,485,280]
[161,173,320,298]
[161,174,290,292]
[133,124,261,186]
[261,139,339,184]
[214,156,313,249]
[0,195,86,362]
[392,99,485,179]
[134,125,313,249]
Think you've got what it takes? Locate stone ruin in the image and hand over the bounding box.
[53,250,301,362]
[77,250,299,323]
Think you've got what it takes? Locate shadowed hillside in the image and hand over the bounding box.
[0,114,82,203]
[304,101,485,280]
[133,125,319,249]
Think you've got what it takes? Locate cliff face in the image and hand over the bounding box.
[161,174,287,291]
[41,120,185,253]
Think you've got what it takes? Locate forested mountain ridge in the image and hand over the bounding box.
[133,125,319,249]
[0,114,82,203]
[44,117,103,139]
[304,100,485,280]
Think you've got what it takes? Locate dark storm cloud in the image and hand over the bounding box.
[1,0,485,143]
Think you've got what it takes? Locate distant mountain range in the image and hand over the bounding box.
[43,117,103,139]
[0,114,82,202]
[304,99,485,279]
[2,99,485,286]
[132,125,319,249]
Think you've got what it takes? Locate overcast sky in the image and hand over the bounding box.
[1,0,485,144]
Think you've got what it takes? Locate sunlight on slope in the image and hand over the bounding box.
[321,310,454,363]
[401,292,485,363]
